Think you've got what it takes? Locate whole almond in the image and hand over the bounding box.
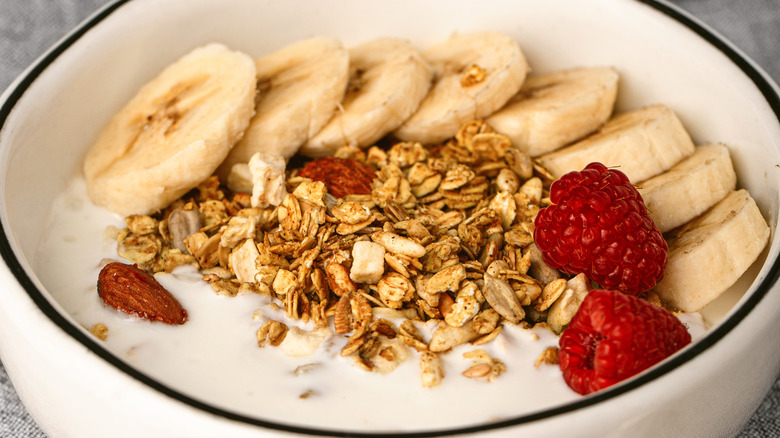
[97,262,188,325]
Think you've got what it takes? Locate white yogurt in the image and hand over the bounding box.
[32,177,710,432]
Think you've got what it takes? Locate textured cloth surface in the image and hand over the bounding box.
[0,0,779,437]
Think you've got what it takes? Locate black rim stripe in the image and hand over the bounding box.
[1,0,779,436]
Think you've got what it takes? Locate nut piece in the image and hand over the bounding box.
[97,262,187,325]
[350,241,386,284]
[462,349,506,382]
[462,362,492,378]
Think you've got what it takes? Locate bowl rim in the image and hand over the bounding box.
[1,0,779,436]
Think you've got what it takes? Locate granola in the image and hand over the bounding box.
[110,120,571,387]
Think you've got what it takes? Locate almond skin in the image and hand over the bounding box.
[297,157,376,198]
[97,262,188,325]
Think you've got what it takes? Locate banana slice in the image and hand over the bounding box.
[638,144,737,233]
[485,67,619,157]
[217,36,349,178]
[300,38,433,157]
[654,189,770,312]
[394,31,529,145]
[83,43,256,216]
[536,104,695,182]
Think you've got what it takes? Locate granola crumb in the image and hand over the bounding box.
[460,64,487,87]
[299,389,317,399]
[462,349,506,382]
[89,322,109,341]
[534,346,560,368]
[292,363,323,376]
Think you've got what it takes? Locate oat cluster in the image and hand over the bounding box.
[114,120,577,387]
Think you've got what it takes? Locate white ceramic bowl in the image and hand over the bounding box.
[1,0,779,436]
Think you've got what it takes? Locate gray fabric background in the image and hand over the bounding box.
[0,0,778,436]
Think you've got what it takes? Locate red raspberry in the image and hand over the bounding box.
[533,162,667,296]
[558,289,691,395]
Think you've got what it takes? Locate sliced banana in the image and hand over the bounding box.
[83,43,256,216]
[637,144,737,233]
[485,67,619,157]
[217,36,349,178]
[394,31,529,145]
[300,38,433,157]
[654,189,770,313]
[536,104,695,183]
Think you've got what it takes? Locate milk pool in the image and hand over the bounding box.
[33,176,707,433]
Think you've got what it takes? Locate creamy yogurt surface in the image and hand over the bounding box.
[33,177,709,432]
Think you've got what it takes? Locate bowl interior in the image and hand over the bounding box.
[1,0,779,434]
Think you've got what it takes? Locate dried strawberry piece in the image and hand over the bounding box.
[558,289,691,395]
[533,162,667,295]
[298,157,376,198]
[97,262,188,325]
